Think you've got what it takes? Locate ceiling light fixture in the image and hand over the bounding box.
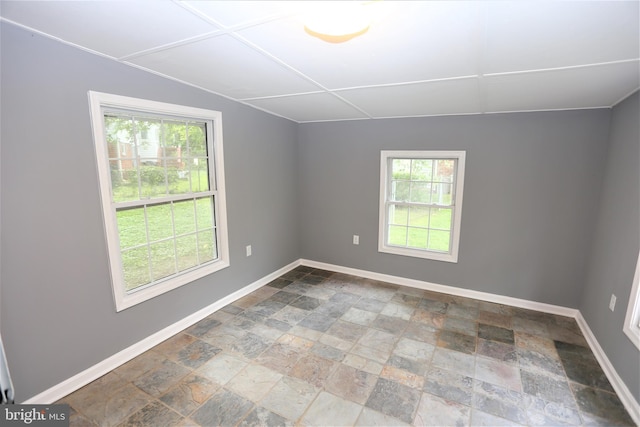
[301,1,377,43]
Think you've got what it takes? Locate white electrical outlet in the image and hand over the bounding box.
[353,235,360,245]
[609,294,617,312]
[246,245,252,257]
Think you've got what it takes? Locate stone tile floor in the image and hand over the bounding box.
[59,266,635,426]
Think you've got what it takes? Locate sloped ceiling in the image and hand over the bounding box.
[1,1,639,123]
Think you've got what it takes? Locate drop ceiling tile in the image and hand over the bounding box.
[0,0,219,58]
[483,1,640,74]
[485,61,640,113]
[336,78,481,118]
[128,34,320,99]
[183,1,293,28]
[245,93,369,122]
[236,1,482,89]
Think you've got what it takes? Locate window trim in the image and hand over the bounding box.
[378,150,466,263]
[88,91,230,312]
[623,252,640,349]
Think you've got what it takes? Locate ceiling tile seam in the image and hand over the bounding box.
[0,18,120,62]
[239,91,328,101]
[239,75,483,102]
[483,59,640,78]
[226,32,333,94]
[331,75,480,93]
[297,106,615,124]
[476,1,490,114]
[175,1,295,37]
[116,30,224,62]
[103,50,301,123]
[327,91,375,119]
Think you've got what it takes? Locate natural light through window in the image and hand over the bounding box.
[379,150,465,262]
[89,92,229,311]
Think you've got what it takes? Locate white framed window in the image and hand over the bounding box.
[379,150,465,263]
[88,92,229,311]
[623,252,640,349]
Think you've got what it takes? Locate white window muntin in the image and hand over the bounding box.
[379,150,465,263]
[89,91,229,312]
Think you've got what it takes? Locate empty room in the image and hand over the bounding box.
[1,1,639,426]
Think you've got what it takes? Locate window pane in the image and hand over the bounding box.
[410,182,431,203]
[122,246,151,291]
[105,115,138,203]
[407,227,428,249]
[147,204,174,242]
[163,120,186,148]
[150,240,177,281]
[196,197,214,229]
[187,123,207,157]
[389,205,407,226]
[411,159,433,181]
[408,206,429,227]
[190,158,210,192]
[176,234,198,272]
[430,208,452,230]
[391,181,410,202]
[388,225,407,246]
[428,230,450,252]
[140,163,167,199]
[432,183,453,206]
[117,208,147,249]
[198,230,216,263]
[174,200,196,235]
[391,159,411,180]
[435,159,455,183]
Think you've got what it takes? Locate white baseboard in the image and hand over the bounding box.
[23,260,301,404]
[301,259,578,317]
[575,312,640,426]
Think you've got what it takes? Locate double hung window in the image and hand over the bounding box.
[89,92,229,311]
[379,150,465,263]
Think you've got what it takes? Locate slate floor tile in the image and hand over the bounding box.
[365,377,421,424]
[521,369,577,407]
[288,353,336,387]
[432,347,476,377]
[260,376,319,421]
[120,401,182,427]
[226,364,283,402]
[571,382,635,426]
[414,393,471,426]
[238,406,294,427]
[175,340,221,369]
[190,389,254,427]
[302,391,363,427]
[159,374,219,416]
[437,330,477,354]
[197,352,247,386]
[477,338,517,363]
[324,364,378,405]
[132,359,190,397]
[475,356,522,392]
[355,407,410,426]
[478,323,515,344]
[424,365,474,406]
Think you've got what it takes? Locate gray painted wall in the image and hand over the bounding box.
[0,23,300,401]
[298,111,611,308]
[580,91,640,401]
